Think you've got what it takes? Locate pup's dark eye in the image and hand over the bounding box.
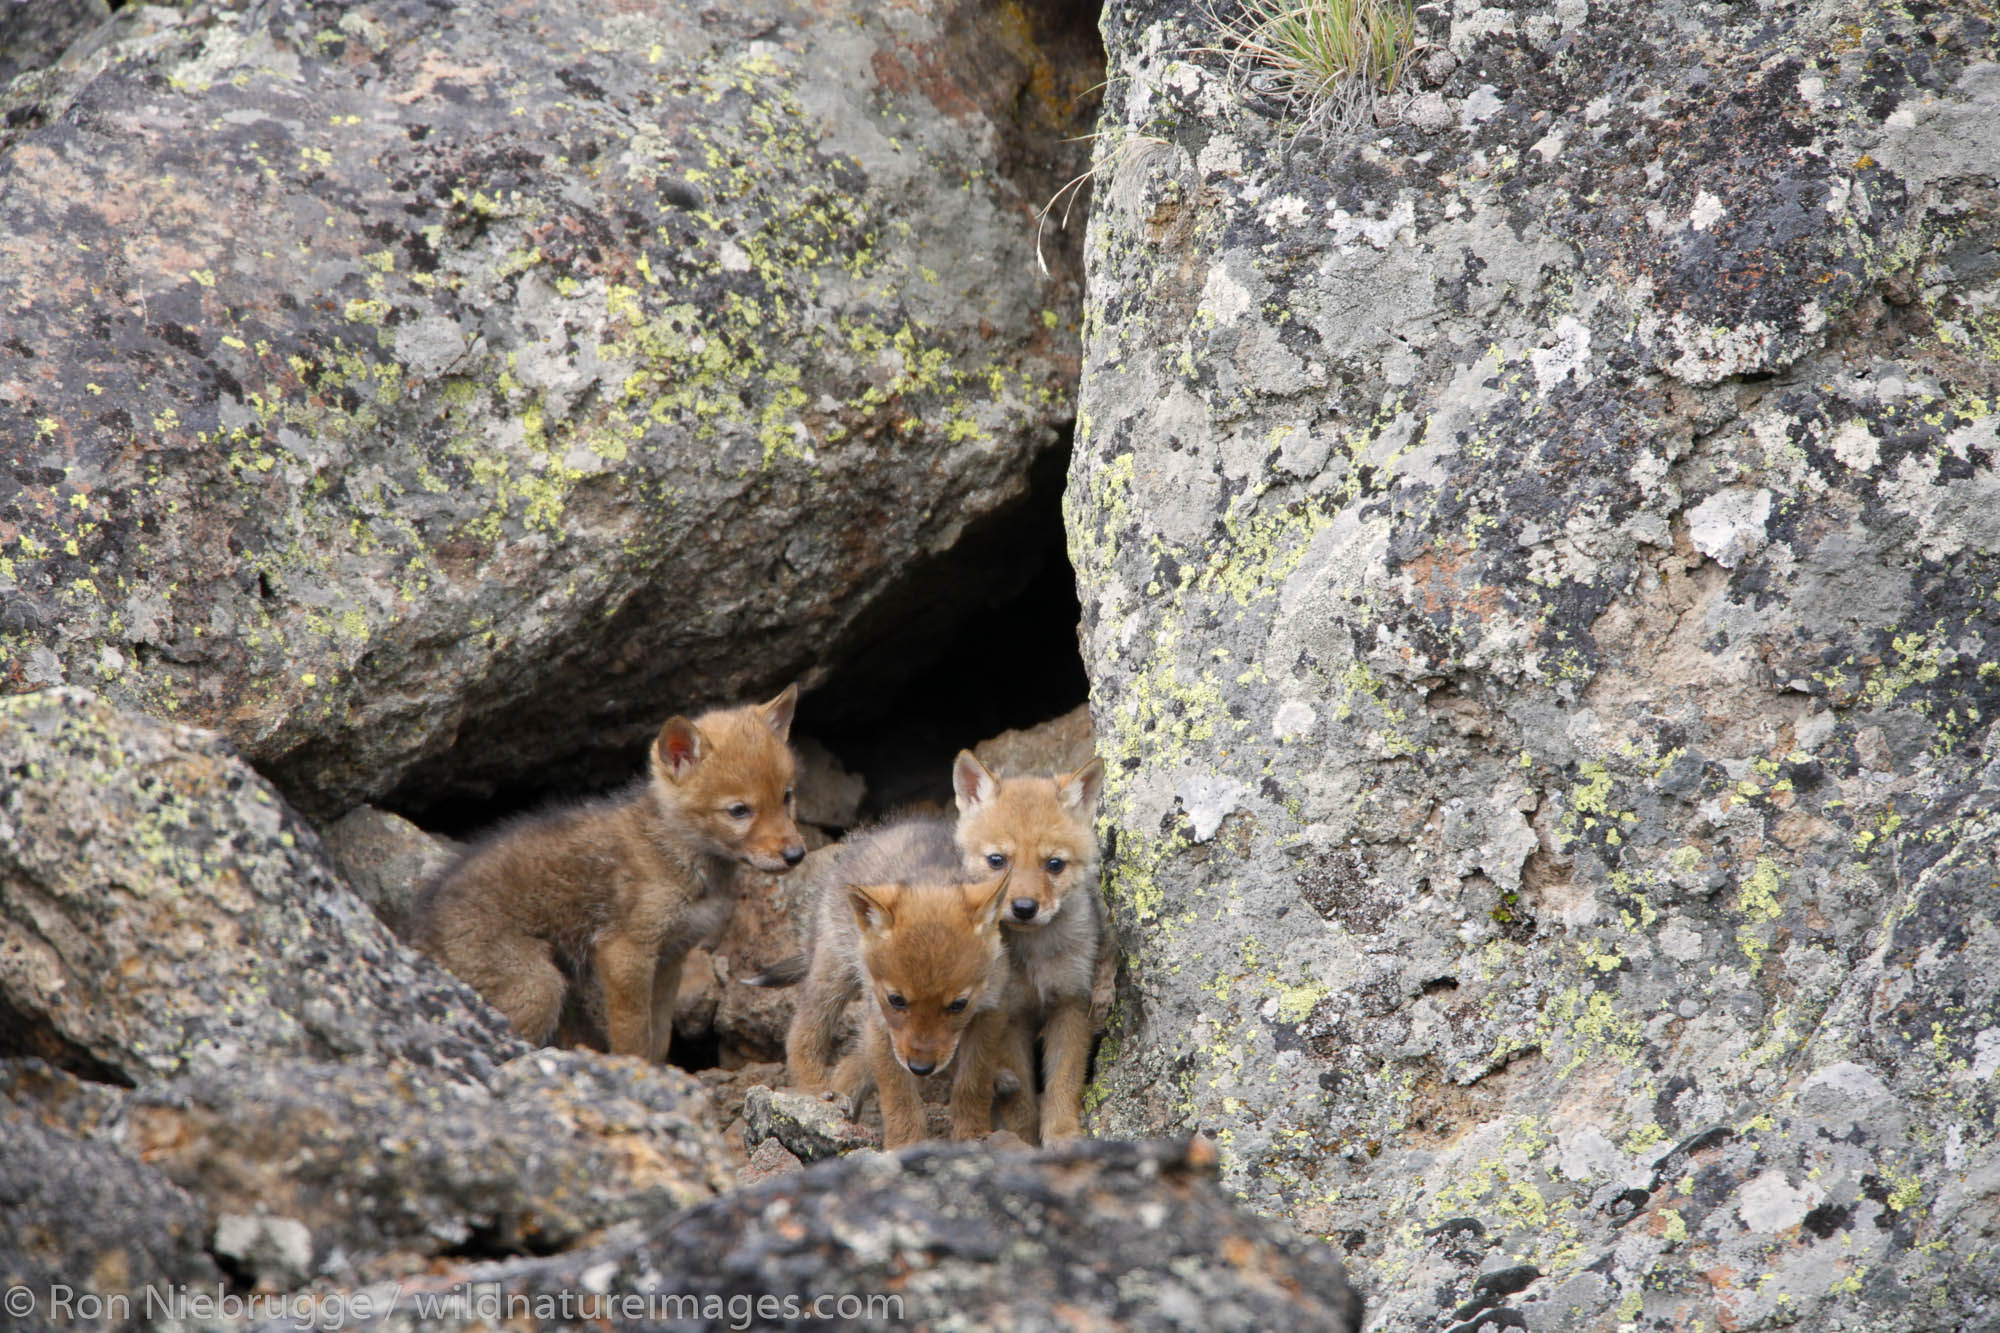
[887,993,908,1010]
[986,852,1008,869]
[783,786,795,804]
[1044,857,1066,875]
[945,998,968,1014]
[727,802,752,819]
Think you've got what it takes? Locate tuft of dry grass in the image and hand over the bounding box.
[1205,0,1420,138]
[1035,131,1174,276]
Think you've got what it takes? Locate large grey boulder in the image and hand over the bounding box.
[0,687,522,1083]
[0,0,1096,819]
[119,1051,728,1285]
[1073,2,1999,1328]
[323,1139,1364,1332]
[0,690,741,1308]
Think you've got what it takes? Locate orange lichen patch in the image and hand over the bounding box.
[1402,542,1506,620]
[89,1250,133,1296]
[869,48,913,97]
[1704,1266,1746,1329]
[989,0,1072,119]
[126,1105,193,1163]
[1401,543,1469,612]
[1770,809,1835,850]
[388,50,503,105]
[882,41,982,122]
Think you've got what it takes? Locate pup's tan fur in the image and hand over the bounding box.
[770,818,1033,1148]
[952,751,1105,1142]
[411,686,804,1063]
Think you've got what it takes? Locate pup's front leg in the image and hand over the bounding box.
[1039,997,1093,1142]
[596,933,658,1059]
[947,1008,1007,1141]
[866,1020,928,1149]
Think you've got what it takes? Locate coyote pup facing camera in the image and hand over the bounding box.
[412,685,805,1063]
[768,819,1033,1148]
[952,750,1105,1142]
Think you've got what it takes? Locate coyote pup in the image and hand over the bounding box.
[952,750,1105,1142]
[768,819,1032,1148]
[412,686,805,1063]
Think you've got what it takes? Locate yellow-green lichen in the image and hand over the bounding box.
[1734,856,1784,971]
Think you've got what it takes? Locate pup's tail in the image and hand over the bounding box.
[740,954,808,988]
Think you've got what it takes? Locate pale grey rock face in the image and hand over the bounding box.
[0,0,1095,820]
[321,804,460,936]
[741,1084,880,1161]
[0,688,524,1084]
[1073,2,1999,1328]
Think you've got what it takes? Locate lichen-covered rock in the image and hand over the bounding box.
[330,1139,1364,1332]
[0,1097,224,1321]
[5,1049,730,1304]
[740,1084,880,1162]
[0,688,523,1083]
[0,0,1097,819]
[0,0,107,86]
[119,1050,728,1284]
[1072,2,2000,1328]
[739,1135,806,1184]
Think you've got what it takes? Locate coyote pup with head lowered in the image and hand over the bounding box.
[953,750,1105,1142]
[412,685,805,1063]
[771,819,1031,1148]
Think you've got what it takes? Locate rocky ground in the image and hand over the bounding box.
[7,0,1996,1330]
[1,3,1371,1329]
[0,689,1363,1330]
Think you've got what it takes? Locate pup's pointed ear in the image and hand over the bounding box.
[847,882,899,934]
[953,750,1000,813]
[1058,756,1104,816]
[964,870,1011,926]
[654,716,705,782]
[762,683,799,740]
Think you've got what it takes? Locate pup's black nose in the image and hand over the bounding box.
[783,845,805,866]
[906,1059,935,1077]
[1011,898,1039,921]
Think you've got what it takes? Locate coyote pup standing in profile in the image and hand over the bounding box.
[952,750,1105,1142]
[412,685,805,1064]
